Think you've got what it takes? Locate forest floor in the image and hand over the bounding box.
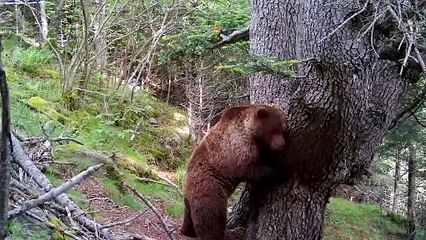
[74,176,188,240]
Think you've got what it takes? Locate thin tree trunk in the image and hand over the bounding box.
[39,1,48,43]
[93,0,108,76]
[78,0,90,106]
[392,148,401,212]
[230,1,413,239]
[0,46,12,240]
[407,143,416,240]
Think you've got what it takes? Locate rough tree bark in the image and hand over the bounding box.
[229,1,419,239]
[407,143,416,240]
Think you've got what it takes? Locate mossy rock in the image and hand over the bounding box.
[27,96,70,124]
[37,68,62,80]
[114,108,145,128]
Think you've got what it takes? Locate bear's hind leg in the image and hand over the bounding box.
[180,198,197,237]
[191,196,227,240]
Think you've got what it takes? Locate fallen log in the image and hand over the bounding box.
[8,164,103,219]
[11,133,124,240]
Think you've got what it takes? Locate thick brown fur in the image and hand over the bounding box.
[180,104,287,240]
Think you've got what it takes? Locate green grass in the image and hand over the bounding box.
[100,177,144,210]
[122,169,184,217]
[324,198,407,240]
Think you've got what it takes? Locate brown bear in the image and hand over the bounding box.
[180,104,287,240]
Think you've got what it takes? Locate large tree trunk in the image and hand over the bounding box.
[231,1,414,239]
[407,143,416,240]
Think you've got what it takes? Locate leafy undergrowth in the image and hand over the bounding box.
[324,198,407,240]
[3,35,190,231]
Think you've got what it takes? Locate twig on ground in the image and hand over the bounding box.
[10,135,120,239]
[157,175,183,196]
[20,136,84,146]
[136,176,183,196]
[124,182,175,240]
[86,197,112,203]
[44,160,77,166]
[100,209,148,230]
[130,116,144,142]
[136,177,175,187]
[52,137,85,145]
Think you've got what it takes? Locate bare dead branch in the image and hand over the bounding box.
[20,136,84,146]
[135,177,183,196]
[130,116,144,142]
[52,137,85,146]
[10,134,120,239]
[136,177,174,187]
[319,0,370,43]
[7,163,103,219]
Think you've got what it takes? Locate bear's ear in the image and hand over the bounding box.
[256,107,269,119]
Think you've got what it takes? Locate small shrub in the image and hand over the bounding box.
[11,47,53,73]
[384,211,407,225]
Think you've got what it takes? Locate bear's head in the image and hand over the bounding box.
[244,105,287,150]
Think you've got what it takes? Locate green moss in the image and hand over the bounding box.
[46,215,73,240]
[27,96,70,123]
[28,96,49,109]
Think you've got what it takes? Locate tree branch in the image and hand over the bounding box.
[319,0,370,43]
[207,27,249,49]
[410,111,426,127]
[389,85,426,129]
